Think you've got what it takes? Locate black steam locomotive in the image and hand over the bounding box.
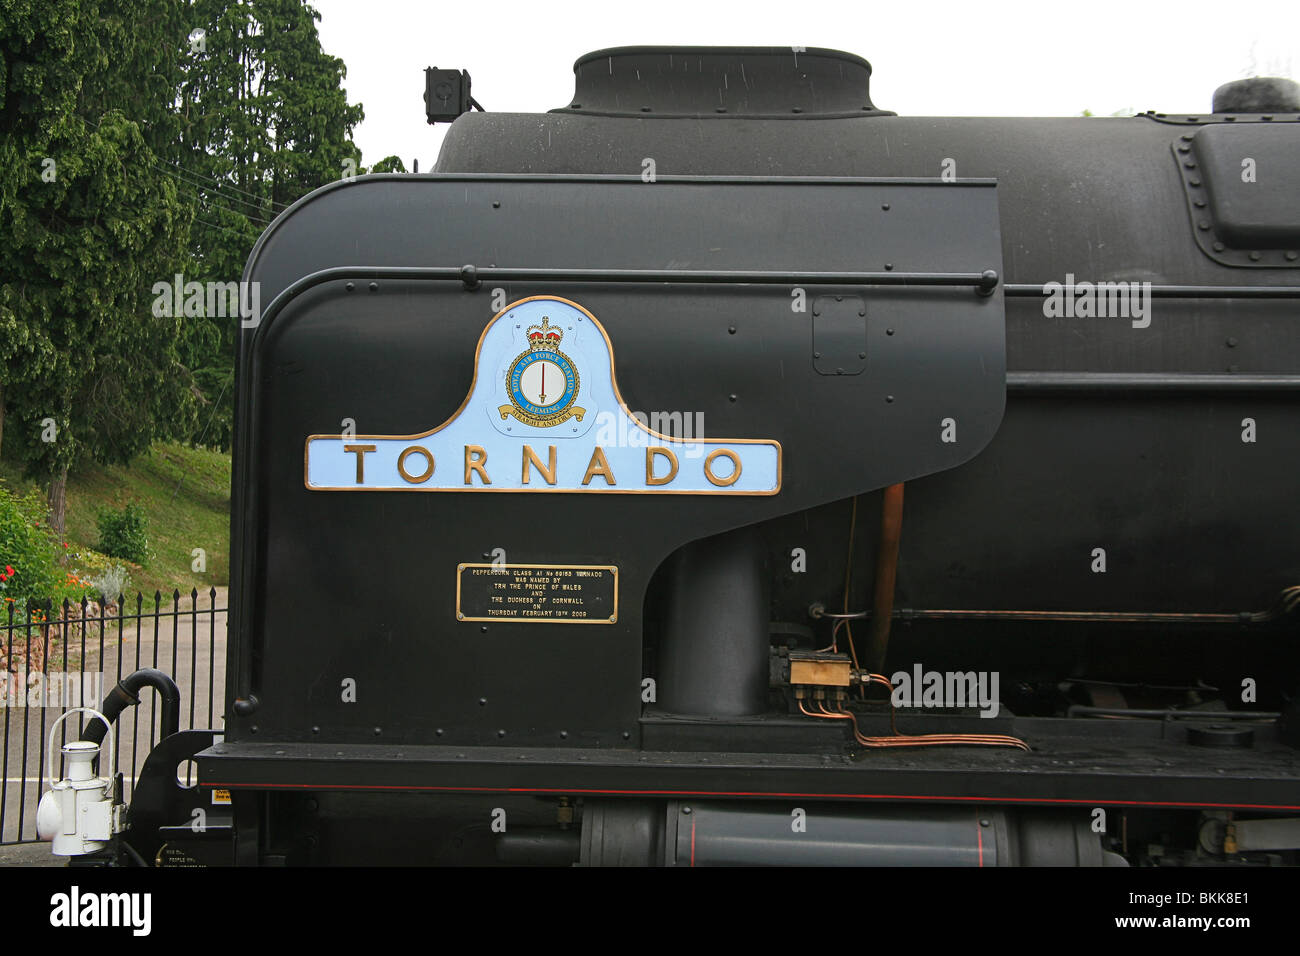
[79,48,1300,865]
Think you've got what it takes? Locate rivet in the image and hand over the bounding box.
[682,806,693,815]
[640,106,651,112]
[728,325,736,334]
[1249,251,1261,261]
[345,281,355,291]
[368,281,378,291]
[812,309,820,317]
[497,729,506,737]
[980,819,991,827]
[1261,115,1274,121]
[1198,221,1211,231]
[835,295,843,302]
[791,107,802,113]
[373,727,381,735]
[1189,178,1201,187]
[560,731,568,739]
[813,351,821,358]
[436,728,444,736]
[480,625,488,633]
[1212,242,1225,252]
[1226,337,1238,347]
[715,107,727,113]
[859,352,867,359]
[1177,145,1191,153]
[884,263,894,271]
[1180,133,1194,141]
[1193,199,1206,208]
[858,309,866,316]
[1285,251,1298,261]
[881,203,890,211]
[492,201,500,208]
[886,328,895,336]
[622,731,631,740]
[728,393,737,402]
[479,697,488,706]
[311,726,320,734]
[885,395,895,403]
[1183,161,1197,169]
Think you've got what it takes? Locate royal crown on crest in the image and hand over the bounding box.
[527,317,563,350]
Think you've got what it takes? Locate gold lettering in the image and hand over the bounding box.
[645,446,679,486]
[522,445,558,485]
[397,445,435,483]
[581,446,616,486]
[464,445,491,485]
[343,444,377,484]
[704,448,742,487]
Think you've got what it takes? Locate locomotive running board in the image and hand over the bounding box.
[196,716,1300,812]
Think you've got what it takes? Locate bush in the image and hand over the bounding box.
[88,563,131,604]
[0,481,63,615]
[96,503,151,565]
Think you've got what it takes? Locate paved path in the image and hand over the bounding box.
[1,588,227,860]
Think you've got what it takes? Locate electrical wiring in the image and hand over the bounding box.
[796,672,1031,751]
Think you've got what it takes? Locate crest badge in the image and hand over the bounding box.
[499,317,586,427]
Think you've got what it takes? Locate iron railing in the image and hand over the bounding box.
[1,590,226,845]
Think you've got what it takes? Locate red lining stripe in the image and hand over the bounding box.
[200,781,1300,811]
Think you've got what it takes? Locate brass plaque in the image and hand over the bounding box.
[456,563,618,624]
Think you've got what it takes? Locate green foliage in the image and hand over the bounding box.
[175,0,367,451]
[96,502,151,565]
[0,1,197,495]
[0,480,62,612]
[1,440,230,597]
[368,155,408,174]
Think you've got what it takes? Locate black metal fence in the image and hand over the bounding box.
[1,589,226,845]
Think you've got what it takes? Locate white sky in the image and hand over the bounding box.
[310,0,1299,171]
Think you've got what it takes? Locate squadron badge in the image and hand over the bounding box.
[499,317,586,427]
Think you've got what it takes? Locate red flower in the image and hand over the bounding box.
[4,565,13,575]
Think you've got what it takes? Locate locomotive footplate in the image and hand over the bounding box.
[195,716,1300,811]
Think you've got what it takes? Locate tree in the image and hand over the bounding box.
[174,0,365,450]
[0,1,194,533]
[368,155,407,174]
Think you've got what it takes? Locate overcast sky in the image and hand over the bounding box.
[309,0,1298,171]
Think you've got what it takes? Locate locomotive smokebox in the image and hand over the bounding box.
[659,527,771,716]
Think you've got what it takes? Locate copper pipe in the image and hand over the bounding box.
[866,483,905,672]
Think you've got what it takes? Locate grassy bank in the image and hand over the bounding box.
[0,442,231,599]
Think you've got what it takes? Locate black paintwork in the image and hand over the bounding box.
[188,48,1300,861]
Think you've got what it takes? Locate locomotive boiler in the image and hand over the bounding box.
[52,47,1300,866]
